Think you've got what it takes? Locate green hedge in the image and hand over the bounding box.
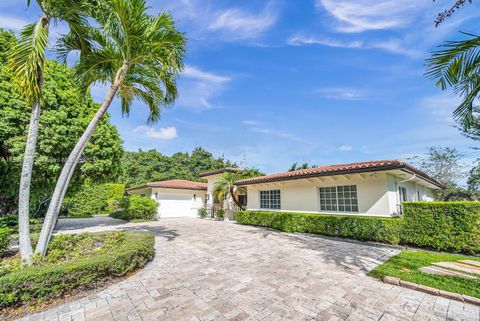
[63,183,125,217]
[0,232,154,309]
[402,202,480,254]
[111,195,157,221]
[236,211,402,244]
[237,201,480,254]
[0,228,12,254]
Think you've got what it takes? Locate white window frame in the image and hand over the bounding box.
[259,190,281,210]
[318,185,359,213]
[399,186,408,202]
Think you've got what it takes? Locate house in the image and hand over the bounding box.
[126,179,207,218]
[235,160,444,217]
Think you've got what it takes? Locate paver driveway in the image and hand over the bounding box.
[19,218,479,321]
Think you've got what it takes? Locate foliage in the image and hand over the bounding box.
[402,202,480,254]
[370,250,480,299]
[0,28,124,215]
[0,215,43,233]
[236,211,403,244]
[63,183,125,217]
[288,162,318,171]
[111,195,157,221]
[121,148,237,187]
[213,169,263,210]
[216,208,225,219]
[0,232,154,309]
[0,228,12,254]
[426,32,480,129]
[434,0,473,26]
[197,208,207,218]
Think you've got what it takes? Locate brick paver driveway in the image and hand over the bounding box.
[20,218,479,321]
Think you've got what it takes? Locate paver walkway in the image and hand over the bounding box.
[18,218,479,321]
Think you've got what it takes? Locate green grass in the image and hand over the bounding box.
[369,250,480,298]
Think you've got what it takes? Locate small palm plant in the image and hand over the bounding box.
[8,0,89,263]
[426,33,480,130]
[213,173,247,211]
[35,0,186,257]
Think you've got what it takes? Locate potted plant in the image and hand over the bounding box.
[197,208,207,219]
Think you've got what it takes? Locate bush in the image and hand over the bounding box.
[0,231,154,309]
[197,208,207,218]
[236,211,402,244]
[0,216,42,233]
[0,228,12,254]
[64,183,125,217]
[111,195,157,221]
[216,208,225,219]
[402,202,480,254]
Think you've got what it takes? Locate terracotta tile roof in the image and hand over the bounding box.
[199,167,243,177]
[235,160,445,189]
[127,179,207,191]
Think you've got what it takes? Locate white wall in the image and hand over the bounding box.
[246,173,437,217]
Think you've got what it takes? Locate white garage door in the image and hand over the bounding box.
[156,193,196,218]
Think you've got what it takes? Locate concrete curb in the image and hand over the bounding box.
[382,276,480,306]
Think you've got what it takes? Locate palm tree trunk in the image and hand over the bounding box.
[229,187,244,211]
[17,15,50,264]
[35,63,129,258]
[17,99,41,263]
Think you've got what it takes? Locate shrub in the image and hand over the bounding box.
[64,183,125,217]
[0,228,12,254]
[402,202,480,254]
[197,208,207,218]
[216,209,225,219]
[236,211,402,244]
[111,195,157,221]
[0,216,42,234]
[0,231,154,309]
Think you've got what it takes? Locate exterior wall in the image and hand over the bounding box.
[245,173,438,217]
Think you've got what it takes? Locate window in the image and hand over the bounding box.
[399,186,408,202]
[238,195,247,206]
[260,190,280,209]
[319,185,358,212]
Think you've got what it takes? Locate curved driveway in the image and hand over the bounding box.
[19,218,479,321]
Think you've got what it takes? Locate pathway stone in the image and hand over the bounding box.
[14,218,480,321]
[433,261,480,276]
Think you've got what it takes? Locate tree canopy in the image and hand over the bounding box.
[0,28,123,215]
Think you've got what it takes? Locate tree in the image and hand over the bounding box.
[434,0,473,26]
[288,162,318,171]
[7,0,89,263]
[0,28,123,217]
[212,169,263,211]
[35,0,187,258]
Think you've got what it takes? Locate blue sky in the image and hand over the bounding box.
[2,0,480,174]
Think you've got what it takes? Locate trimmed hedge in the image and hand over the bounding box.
[237,201,480,254]
[402,202,480,254]
[236,211,402,244]
[63,183,125,217]
[111,195,157,221]
[0,231,154,309]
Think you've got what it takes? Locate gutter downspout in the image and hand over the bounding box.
[395,174,416,216]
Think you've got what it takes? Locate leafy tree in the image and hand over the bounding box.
[36,0,187,258]
[288,162,318,171]
[120,147,236,187]
[0,28,123,219]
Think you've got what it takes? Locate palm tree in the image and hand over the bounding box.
[213,173,247,211]
[8,0,88,263]
[35,0,186,258]
[426,33,480,130]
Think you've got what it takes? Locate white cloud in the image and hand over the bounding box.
[421,93,461,123]
[315,87,367,100]
[242,120,261,126]
[316,0,426,33]
[177,65,231,110]
[0,16,28,30]
[134,125,178,140]
[338,145,353,152]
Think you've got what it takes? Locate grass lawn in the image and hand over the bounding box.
[369,249,480,298]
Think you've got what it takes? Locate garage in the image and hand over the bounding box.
[126,179,207,219]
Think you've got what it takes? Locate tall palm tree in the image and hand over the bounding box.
[213,173,247,211]
[8,0,88,263]
[426,33,480,130]
[35,0,186,258]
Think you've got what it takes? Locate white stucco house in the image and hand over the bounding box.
[235,160,444,217]
[127,160,444,219]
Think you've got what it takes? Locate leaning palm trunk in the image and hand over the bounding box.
[35,63,129,258]
[17,99,41,263]
[229,187,244,211]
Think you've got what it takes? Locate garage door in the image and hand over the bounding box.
[156,193,196,218]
